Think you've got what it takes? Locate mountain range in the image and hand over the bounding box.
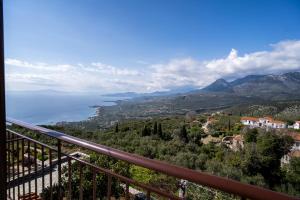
[200,72,300,100]
[106,71,300,101]
[77,72,300,126]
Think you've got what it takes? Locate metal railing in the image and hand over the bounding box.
[6,117,299,200]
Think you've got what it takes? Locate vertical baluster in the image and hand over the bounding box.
[17,138,20,199]
[49,148,53,200]
[92,169,96,200]
[147,190,151,200]
[68,157,72,200]
[79,164,83,200]
[27,140,31,196]
[12,136,15,200]
[125,182,129,200]
[22,138,25,197]
[107,175,112,200]
[34,142,38,196]
[57,139,62,200]
[7,132,11,199]
[41,146,45,192]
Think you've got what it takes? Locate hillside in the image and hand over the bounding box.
[202,72,300,100]
[61,72,300,129]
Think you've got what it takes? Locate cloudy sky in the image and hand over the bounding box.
[4,0,300,94]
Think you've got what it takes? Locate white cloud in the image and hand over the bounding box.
[5,39,300,93]
[5,58,72,72]
[150,40,300,89]
[90,62,140,76]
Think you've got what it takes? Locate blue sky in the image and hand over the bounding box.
[4,0,300,93]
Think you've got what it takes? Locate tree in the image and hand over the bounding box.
[158,123,163,138]
[244,128,258,143]
[153,122,158,135]
[256,132,293,188]
[141,125,151,136]
[188,126,203,145]
[282,157,300,196]
[115,123,119,133]
[179,125,189,143]
[241,144,261,176]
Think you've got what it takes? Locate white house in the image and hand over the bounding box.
[240,117,259,126]
[293,121,300,130]
[241,116,286,129]
[259,117,272,126]
[267,120,286,129]
[288,133,300,151]
[281,133,300,164]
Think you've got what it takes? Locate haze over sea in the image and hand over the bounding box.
[6,91,123,125]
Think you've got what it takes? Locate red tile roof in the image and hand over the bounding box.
[287,132,300,141]
[240,117,258,121]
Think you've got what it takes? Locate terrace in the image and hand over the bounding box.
[0,1,298,200]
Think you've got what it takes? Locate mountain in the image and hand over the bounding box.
[82,72,300,125]
[201,72,300,100]
[202,78,233,92]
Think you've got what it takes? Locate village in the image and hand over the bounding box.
[218,115,300,165]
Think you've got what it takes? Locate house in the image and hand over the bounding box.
[281,133,300,165]
[281,150,300,165]
[293,121,300,130]
[241,116,287,129]
[288,132,300,151]
[267,120,286,129]
[258,117,273,127]
[240,117,259,126]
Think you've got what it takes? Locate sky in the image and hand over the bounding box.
[4,0,300,94]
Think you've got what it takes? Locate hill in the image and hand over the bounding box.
[202,72,300,100]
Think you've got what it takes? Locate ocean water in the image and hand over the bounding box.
[6,92,121,125]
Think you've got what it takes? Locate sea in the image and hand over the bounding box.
[6,91,124,125]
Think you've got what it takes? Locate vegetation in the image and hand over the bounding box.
[9,109,300,198]
[42,113,300,198]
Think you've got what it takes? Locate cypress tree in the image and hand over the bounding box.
[115,123,119,133]
[180,125,188,143]
[153,122,158,135]
[158,123,163,138]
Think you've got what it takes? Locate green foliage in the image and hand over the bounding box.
[244,128,258,143]
[40,183,64,200]
[141,125,151,136]
[158,123,163,138]
[59,154,130,199]
[179,125,189,143]
[256,132,293,187]
[153,121,158,135]
[115,123,119,133]
[44,115,300,198]
[130,166,156,184]
[280,158,300,196]
[37,152,48,161]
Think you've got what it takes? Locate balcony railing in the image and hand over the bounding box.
[5,117,298,200]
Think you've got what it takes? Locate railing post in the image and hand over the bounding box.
[0,0,6,199]
[57,139,62,199]
[107,174,112,200]
[79,163,83,200]
[125,182,129,200]
[68,157,72,200]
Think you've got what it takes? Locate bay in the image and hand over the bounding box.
[6,91,124,125]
